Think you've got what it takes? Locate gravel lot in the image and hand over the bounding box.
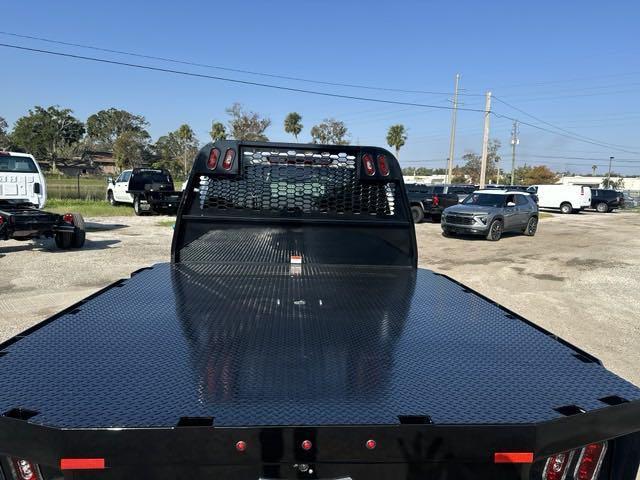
[1,211,639,385]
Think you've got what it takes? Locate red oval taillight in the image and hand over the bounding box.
[301,440,313,451]
[222,149,235,170]
[575,442,607,480]
[63,213,74,224]
[377,154,389,176]
[366,439,377,450]
[235,440,247,452]
[362,154,375,176]
[543,451,574,480]
[208,148,220,170]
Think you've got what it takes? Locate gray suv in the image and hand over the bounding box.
[441,190,539,241]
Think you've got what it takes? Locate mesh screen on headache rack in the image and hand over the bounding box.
[196,146,397,218]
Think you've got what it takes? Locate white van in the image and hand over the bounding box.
[527,184,591,214]
[0,152,47,208]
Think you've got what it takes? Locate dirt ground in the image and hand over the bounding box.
[1,211,639,386]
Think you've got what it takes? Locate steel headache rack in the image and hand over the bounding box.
[0,141,638,480]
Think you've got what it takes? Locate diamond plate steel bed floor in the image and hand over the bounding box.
[0,263,638,429]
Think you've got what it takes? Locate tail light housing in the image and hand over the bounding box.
[63,213,74,224]
[377,154,390,176]
[222,149,235,170]
[362,154,375,176]
[574,442,607,480]
[207,148,220,170]
[10,458,41,480]
[541,442,607,480]
[433,194,440,207]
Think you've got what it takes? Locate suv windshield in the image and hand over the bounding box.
[0,156,38,173]
[462,193,505,208]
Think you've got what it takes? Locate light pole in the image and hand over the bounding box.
[607,156,614,188]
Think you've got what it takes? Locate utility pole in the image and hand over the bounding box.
[479,91,492,188]
[510,120,519,185]
[606,156,614,188]
[447,73,460,183]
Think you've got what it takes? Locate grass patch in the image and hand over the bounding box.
[156,219,176,227]
[45,199,134,217]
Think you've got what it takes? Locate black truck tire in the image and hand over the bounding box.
[54,232,73,249]
[133,196,147,216]
[523,216,538,236]
[107,190,117,206]
[411,205,424,223]
[71,213,86,248]
[596,202,609,213]
[486,219,503,241]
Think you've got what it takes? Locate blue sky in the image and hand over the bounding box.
[1,0,639,174]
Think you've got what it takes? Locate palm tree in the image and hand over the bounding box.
[284,112,303,141]
[386,124,407,159]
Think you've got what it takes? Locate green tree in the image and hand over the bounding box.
[209,121,227,142]
[310,118,350,145]
[414,167,431,176]
[284,112,303,141]
[386,124,407,158]
[226,103,271,141]
[401,167,416,175]
[113,130,149,171]
[0,116,9,149]
[514,165,559,185]
[155,124,199,176]
[451,166,467,183]
[460,139,501,184]
[86,108,149,148]
[602,174,624,189]
[10,106,85,170]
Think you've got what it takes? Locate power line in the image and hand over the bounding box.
[0,42,489,114]
[0,31,484,97]
[491,111,640,155]
[492,95,639,151]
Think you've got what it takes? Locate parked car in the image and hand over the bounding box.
[527,184,591,213]
[406,184,475,223]
[106,168,182,215]
[622,192,639,208]
[590,189,624,212]
[0,151,85,249]
[441,189,539,241]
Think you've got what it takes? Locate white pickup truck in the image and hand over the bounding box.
[0,151,85,248]
[106,168,182,215]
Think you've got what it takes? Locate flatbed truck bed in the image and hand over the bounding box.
[0,141,638,480]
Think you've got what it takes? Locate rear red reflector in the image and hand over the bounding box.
[60,458,105,470]
[574,442,607,480]
[362,153,375,176]
[301,439,313,451]
[365,439,377,450]
[542,451,574,480]
[494,452,534,464]
[207,148,220,170]
[222,148,235,170]
[235,440,247,452]
[377,154,390,176]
